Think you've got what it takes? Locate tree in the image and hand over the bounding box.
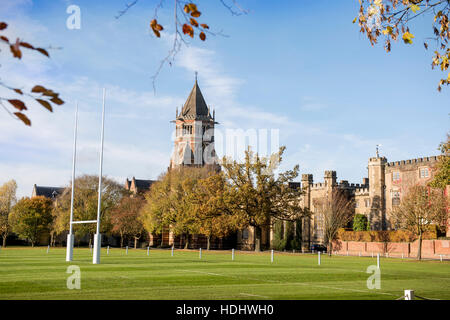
[221,146,307,252]
[353,213,370,231]
[9,196,53,246]
[190,172,240,250]
[355,0,450,91]
[0,180,17,247]
[0,22,64,125]
[141,167,210,249]
[313,189,355,256]
[111,195,146,248]
[429,134,450,189]
[52,175,124,246]
[391,185,447,260]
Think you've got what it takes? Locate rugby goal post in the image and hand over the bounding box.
[66,88,107,265]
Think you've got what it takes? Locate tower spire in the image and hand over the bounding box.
[195,71,198,83]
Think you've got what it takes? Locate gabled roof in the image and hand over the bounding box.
[33,185,65,199]
[178,80,212,121]
[128,177,156,194]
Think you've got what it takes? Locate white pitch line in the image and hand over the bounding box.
[239,293,270,299]
[180,269,396,297]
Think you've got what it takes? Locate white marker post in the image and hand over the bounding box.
[318,251,321,266]
[440,255,443,262]
[232,248,235,261]
[107,245,109,255]
[66,102,78,262]
[92,88,106,265]
[271,250,274,263]
[47,245,50,254]
[199,248,202,259]
[377,253,380,269]
[126,246,128,255]
[404,290,414,300]
[147,246,150,256]
[171,245,174,257]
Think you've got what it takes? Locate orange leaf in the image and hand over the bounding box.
[14,88,23,95]
[35,47,49,57]
[0,22,7,30]
[10,44,22,59]
[19,42,34,49]
[155,24,163,31]
[36,99,53,112]
[182,24,194,38]
[199,32,206,41]
[14,112,31,126]
[8,99,27,111]
[190,18,199,27]
[31,85,47,93]
[152,29,161,37]
[184,4,191,13]
[187,3,198,12]
[200,24,209,29]
[50,97,64,105]
[0,35,8,43]
[150,19,157,28]
[191,10,201,18]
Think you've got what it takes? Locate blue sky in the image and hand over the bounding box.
[0,0,449,198]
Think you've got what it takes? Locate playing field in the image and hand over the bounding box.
[0,247,448,300]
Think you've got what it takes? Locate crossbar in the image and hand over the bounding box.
[71,220,98,224]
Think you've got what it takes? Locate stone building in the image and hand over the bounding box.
[170,78,220,171]
[298,153,445,250]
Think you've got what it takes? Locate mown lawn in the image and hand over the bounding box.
[0,247,448,300]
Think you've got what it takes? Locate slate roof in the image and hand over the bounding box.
[178,80,212,121]
[33,185,65,199]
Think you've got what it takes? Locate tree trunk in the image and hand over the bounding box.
[417,232,423,261]
[254,226,261,252]
[134,237,137,249]
[120,235,124,248]
[207,235,211,251]
[184,232,189,249]
[328,241,332,256]
[2,234,6,248]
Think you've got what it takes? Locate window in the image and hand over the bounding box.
[182,124,193,135]
[365,199,370,208]
[242,229,249,240]
[392,191,400,206]
[419,168,429,179]
[355,201,359,208]
[314,214,324,240]
[392,172,400,182]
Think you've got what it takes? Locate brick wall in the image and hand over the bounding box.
[333,239,450,259]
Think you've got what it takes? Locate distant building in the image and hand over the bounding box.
[124,177,155,195]
[32,184,65,200]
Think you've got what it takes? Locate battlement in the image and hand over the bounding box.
[354,187,369,195]
[386,155,440,167]
[311,182,325,190]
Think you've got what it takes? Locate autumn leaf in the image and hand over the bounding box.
[199,32,206,41]
[187,3,198,12]
[191,10,201,18]
[10,44,22,59]
[0,22,7,30]
[182,24,194,38]
[410,4,420,13]
[35,47,49,57]
[36,99,53,112]
[13,89,23,95]
[184,4,191,14]
[19,42,34,49]
[8,99,27,111]
[50,97,64,105]
[31,85,47,93]
[200,24,209,29]
[402,31,415,44]
[0,35,8,43]
[190,18,199,27]
[14,112,31,126]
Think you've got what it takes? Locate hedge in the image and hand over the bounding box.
[337,225,442,242]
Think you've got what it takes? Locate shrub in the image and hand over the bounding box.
[352,214,369,231]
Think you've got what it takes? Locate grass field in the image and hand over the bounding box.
[0,247,449,300]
